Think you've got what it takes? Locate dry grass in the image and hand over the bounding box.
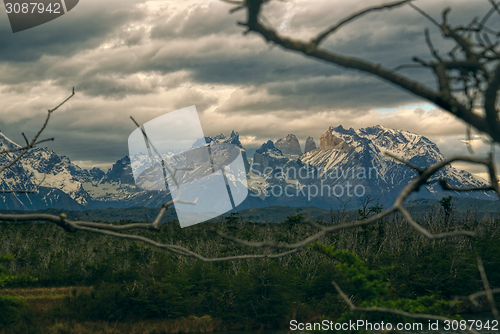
[0,286,93,317]
[0,287,224,334]
[0,286,93,299]
[2,315,223,334]
[39,316,223,334]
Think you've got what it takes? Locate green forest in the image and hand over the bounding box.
[0,203,499,333]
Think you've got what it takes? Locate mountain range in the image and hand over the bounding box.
[0,125,496,211]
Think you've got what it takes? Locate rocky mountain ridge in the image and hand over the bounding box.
[249,125,495,207]
[0,125,495,211]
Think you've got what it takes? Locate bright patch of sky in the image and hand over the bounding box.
[374,104,435,113]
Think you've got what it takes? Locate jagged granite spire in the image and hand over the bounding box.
[275,134,302,158]
[319,128,350,150]
[304,136,317,153]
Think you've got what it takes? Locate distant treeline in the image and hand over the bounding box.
[0,197,497,224]
[1,206,500,331]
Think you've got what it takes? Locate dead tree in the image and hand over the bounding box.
[227,0,500,143]
[0,89,74,193]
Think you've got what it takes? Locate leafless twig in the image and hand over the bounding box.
[452,288,500,308]
[311,0,412,47]
[332,280,480,334]
[0,173,46,193]
[232,0,500,143]
[1,1,499,325]
[477,256,500,321]
[0,89,75,193]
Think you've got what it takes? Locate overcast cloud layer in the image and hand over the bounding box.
[0,0,498,179]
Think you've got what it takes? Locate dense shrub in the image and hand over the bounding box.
[0,210,499,329]
[0,255,36,329]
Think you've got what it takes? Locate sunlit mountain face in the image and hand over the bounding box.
[0,126,494,211]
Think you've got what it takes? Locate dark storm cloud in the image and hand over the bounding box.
[0,0,497,171]
[0,0,481,103]
[0,0,146,62]
[150,1,241,39]
[76,74,160,99]
[213,74,420,115]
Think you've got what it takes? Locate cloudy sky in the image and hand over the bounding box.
[0,0,498,180]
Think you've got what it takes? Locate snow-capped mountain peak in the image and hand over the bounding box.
[0,126,494,211]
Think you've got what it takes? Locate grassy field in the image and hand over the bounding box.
[0,287,222,334]
[0,286,93,299]
[1,208,499,333]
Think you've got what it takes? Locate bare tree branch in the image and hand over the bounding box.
[232,0,500,143]
[128,116,198,229]
[0,89,74,194]
[332,280,481,334]
[385,152,424,174]
[0,89,75,172]
[311,0,412,47]
[408,2,441,28]
[453,288,500,307]
[1,2,499,326]
[0,173,46,193]
[0,150,496,261]
[477,256,500,321]
[1,3,498,268]
[489,0,500,17]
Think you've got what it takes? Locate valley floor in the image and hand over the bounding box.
[0,287,223,334]
[1,208,500,333]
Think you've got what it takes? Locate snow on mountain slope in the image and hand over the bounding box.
[298,125,493,202]
[0,125,495,211]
